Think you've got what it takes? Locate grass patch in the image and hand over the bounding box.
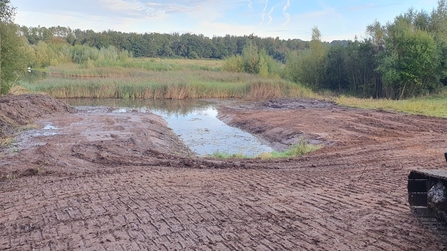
[336,89,447,118]
[208,152,248,159]
[208,140,321,159]
[46,58,222,77]
[0,137,14,147]
[258,140,322,160]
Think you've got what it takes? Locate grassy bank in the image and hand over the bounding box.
[336,89,447,118]
[20,60,315,100]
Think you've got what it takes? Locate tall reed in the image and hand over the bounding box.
[22,63,314,100]
[21,77,313,100]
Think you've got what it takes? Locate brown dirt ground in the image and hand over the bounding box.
[1,95,447,250]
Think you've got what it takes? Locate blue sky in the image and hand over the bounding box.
[14,0,438,41]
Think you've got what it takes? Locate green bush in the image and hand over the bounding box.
[222,47,283,78]
[221,55,244,72]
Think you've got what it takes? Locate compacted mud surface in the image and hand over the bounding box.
[1,95,447,250]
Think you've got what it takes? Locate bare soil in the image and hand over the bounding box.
[1,95,447,250]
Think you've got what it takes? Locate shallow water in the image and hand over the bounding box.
[64,99,273,157]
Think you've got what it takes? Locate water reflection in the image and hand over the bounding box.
[63,99,273,157]
[65,98,208,116]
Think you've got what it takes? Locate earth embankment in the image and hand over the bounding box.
[0,94,71,138]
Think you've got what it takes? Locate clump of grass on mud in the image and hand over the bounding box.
[208,140,321,159]
[209,152,248,159]
[258,140,321,160]
[336,89,447,118]
[0,137,14,147]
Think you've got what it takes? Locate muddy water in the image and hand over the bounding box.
[64,99,273,157]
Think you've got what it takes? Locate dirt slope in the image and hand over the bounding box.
[0,94,71,138]
[1,95,447,250]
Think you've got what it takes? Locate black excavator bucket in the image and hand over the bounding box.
[408,152,447,223]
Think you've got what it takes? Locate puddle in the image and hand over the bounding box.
[43,125,59,130]
[64,99,273,157]
[151,106,272,157]
[15,123,60,150]
[28,124,60,137]
[31,131,58,137]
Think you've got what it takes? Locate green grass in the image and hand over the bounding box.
[336,88,447,118]
[208,152,248,159]
[258,140,322,160]
[208,140,321,159]
[48,58,222,76]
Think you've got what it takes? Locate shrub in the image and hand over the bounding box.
[221,55,244,72]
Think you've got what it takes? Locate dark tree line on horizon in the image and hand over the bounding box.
[17,25,313,62]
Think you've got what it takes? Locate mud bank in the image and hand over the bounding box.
[217,98,337,150]
[0,94,71,138]
[0,98,196,180]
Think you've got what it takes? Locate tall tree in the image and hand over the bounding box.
[0,0,28,94]
[378,17,438,99]
[285,27,326,89]
[0,0,15,22]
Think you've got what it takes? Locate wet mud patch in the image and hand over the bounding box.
[0,99,196,179]
[261,98,338,110]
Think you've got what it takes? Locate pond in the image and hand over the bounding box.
[64,99,273,157]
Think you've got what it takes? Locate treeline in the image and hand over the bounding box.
[285,1,447,99]
[18,26,309,62]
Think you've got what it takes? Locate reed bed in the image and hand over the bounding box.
[22,76,311,100]
[23,63,314,100]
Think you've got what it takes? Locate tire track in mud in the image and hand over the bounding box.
[216,99,447,250]
[1,97,447,250]
[1,165,445,250]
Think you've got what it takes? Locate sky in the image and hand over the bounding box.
[13,0,438,41]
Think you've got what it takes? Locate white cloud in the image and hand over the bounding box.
[283,0,290,26]
[260,0,268,24]
[267,6,275,25]
[247,0,253,9]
